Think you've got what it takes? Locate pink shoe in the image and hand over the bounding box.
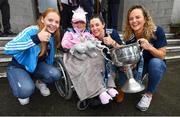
[107,88,118,98]
[99,91,113,104]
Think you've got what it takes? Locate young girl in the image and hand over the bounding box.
[61,6,92,50]
[61,7,118,105]
[4,8,62,105]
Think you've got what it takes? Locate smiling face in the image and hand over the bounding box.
[128,8,145,35]
[90,18,105,39]
[41,12,60,33]
[72,21,86,31]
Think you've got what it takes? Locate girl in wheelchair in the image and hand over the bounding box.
[61,7,119,108]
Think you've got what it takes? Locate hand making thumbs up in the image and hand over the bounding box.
[38,25,51,42]
[103,34,114,46]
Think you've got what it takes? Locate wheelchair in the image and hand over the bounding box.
[54,52,90,110]
[54,55,73,100]
[53,36,115,110]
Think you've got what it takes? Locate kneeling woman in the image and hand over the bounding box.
[4,8,62,105]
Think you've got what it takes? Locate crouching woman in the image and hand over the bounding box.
[4,8,62,105]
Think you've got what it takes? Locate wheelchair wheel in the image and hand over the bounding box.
[77,100,89,111]
[54,58,73,100]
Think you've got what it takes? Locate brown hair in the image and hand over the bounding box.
[37,8,60,58]
[123,5,156,41]
[90,14,105,25]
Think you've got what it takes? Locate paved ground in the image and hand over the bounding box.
[0,59,180,116]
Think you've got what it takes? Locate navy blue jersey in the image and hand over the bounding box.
[126,26,167,63]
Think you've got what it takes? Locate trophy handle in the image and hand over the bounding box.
[95,40,113,62]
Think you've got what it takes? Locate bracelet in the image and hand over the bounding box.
[114,42,118,47]
[112,40,117,47]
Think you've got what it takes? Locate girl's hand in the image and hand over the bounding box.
[38,25,51,42]
[119,64,137,72]
[119,66,128,72]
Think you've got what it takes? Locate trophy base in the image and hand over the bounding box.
[121,78,145,93]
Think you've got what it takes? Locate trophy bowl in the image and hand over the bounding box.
[110,42,145,93]
[110,42,141,66]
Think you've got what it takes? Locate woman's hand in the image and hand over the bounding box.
[138,38,166,59]
[103,34,116,46]
[38,25,51,42]
[138,38,153,51]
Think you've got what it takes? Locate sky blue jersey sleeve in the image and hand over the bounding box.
[4,26,39,55]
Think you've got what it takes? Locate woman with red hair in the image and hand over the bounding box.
[4,8,62,105]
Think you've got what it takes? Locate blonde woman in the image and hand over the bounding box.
[117,5,167,111]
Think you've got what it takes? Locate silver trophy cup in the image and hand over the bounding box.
[111,42,145,93]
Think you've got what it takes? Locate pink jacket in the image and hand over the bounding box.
[61,28,94,49]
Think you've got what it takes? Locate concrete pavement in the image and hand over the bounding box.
[0,60,180,116]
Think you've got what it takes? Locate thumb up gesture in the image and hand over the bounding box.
[103,34,114,46]
[38,25,51,42]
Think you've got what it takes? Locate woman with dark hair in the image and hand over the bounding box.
[90,14,124,104]
[4,8,62,105]
[90,14,122,48]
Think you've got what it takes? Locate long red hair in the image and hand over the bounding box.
[37,8,61,58]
